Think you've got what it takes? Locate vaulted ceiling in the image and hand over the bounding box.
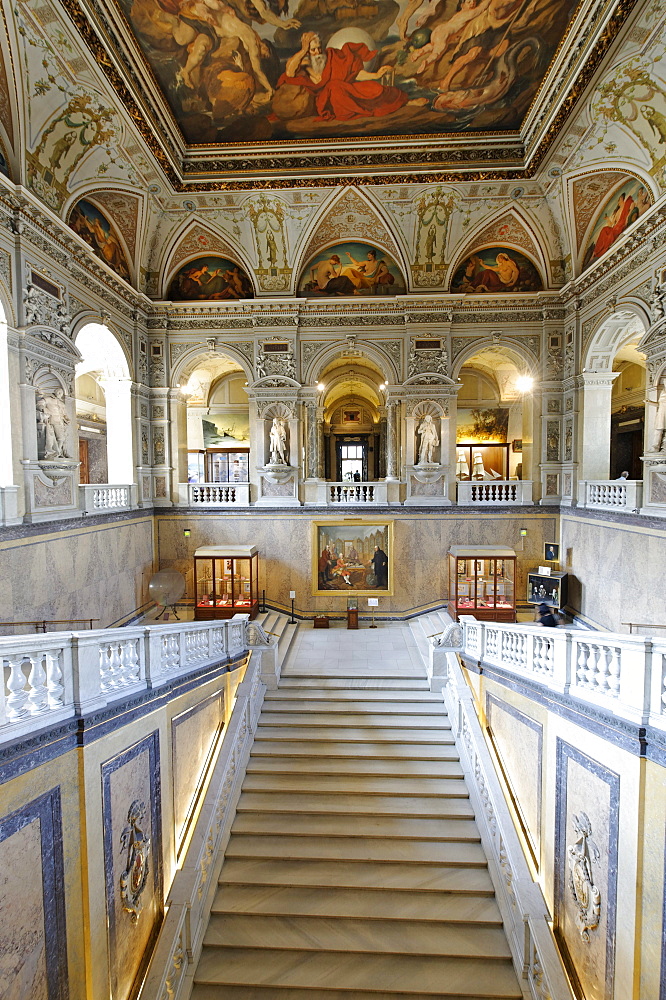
[69,0,636,182]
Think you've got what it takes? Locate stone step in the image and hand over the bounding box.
[258,712,450,727]
[264,689,443,703]
[260,700,448,714]
[193,987,519,1000]
[225,834,487,865]
[211,884,502,923]
[250,740,460,760]
[236,791,472,816]
[218,858,495,893]
[194,947,522,998]
[231,813,480,842]
[278,677,430,689]
[245,757,464,779]
[254,727,454,743]
[202,913,512,958]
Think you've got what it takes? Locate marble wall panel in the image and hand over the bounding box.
[156,512,556,614]
[0,517,154,628]
[560,513,666,630]
[555,740,619,1000]
[0,788,68,1000]
[486,694,542,862]
[171,689,224,856]
[101,732,162,1000]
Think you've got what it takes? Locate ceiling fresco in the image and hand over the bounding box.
[118,0,579,145]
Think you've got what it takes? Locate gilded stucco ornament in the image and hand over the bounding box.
[119,800,151,923]
[567,811,601,942]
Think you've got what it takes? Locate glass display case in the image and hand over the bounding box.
[194,545,259,620]
[448,546,516,622]
[527,570,568,609]
[455,443,511,481]
[187,450,249,484]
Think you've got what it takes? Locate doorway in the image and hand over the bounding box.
[336,438,368,481]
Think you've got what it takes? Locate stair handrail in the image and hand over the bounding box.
[459,616,666,730]
[0,616,251,744]
[432,642,577,1000]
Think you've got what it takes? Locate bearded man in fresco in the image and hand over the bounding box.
[277,31,427,121]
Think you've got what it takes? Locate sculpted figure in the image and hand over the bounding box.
[269,417,288,464]
[38,388,70,459]
[651,384,666,452]
[417,413,439,464]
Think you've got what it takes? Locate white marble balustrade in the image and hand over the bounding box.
[459,615,666,728]
[327,481,388,504]
[79,483,137,512]
[457,480,533,505]
[0,616,251,743]
[577,479,643,511]
[179,482,251,506]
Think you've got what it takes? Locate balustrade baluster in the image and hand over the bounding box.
[45,649,64,708]
[6,655,29,719]
[120,639,140,686]
[27,653,48,713]
[576,643,588,685]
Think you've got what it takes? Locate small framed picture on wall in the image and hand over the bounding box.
[544,542,559,562]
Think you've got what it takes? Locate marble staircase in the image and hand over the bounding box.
[190,626,523,1000]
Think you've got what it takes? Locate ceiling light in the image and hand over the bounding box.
[317,382,325,391]
[516,376,534,393]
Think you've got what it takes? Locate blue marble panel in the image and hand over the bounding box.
[101,731,163,1000]
[0,787,69,1000]
[555,740,619,1000]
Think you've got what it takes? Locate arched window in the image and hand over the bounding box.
[75,323,133,485]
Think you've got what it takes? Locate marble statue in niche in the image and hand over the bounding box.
[269,418,288,465]
[417,413,439,464]
[36,389,71,460]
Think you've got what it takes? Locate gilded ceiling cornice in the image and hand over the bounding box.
[62,0,638,189]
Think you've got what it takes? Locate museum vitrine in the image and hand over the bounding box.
[455,443,512,481]
[194,545,259,620]
[448,546,517,622]
[527,570,568,609]
[187,449,249,484]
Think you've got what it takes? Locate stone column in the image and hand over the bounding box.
[317,409,325,479]
[305,400,318,479]
[575,371,619,481]
[385,400,398,480]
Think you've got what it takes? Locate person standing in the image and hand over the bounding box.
[371,545,388,588]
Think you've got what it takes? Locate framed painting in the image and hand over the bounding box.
[545,542,560,562]
[581,178,652,272]
[298,243,406,297]
[167,256,254,300]
[450,247,543,293]
[68,198,131,281]
[313,520,393,596]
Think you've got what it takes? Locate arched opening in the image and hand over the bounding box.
[610,340,647,479]
[180,357,250,484]
[317,359,385,482]
[0,298,13,486]
[455,347,535,482]
[75,323,133,485]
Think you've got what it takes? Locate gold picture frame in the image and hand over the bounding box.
[313,520,394,597]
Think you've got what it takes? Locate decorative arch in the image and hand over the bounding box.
[171,345,253,389]
[67,197,133,283]
[412,399,446,419]
[451,207,550,280]
[293,187,408,290]
[583,309,647,373]
[304,340,401,386]
[161,220,254,296]
[578,174,655,273]
[71,313,133,379]
[263,401,294,421]
[63,187,144,270]
[451,337,540,382]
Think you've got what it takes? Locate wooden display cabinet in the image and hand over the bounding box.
[194,545,259,620]
[448,546,517,622]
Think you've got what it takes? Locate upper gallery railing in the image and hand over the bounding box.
[178,482,251,506]
[79,483,137,512]
[458,615,666,728]
[577,479,643,511]
[0,616,251,743]
[457,480,533,505]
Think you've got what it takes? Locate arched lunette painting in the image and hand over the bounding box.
[581,179,652,272]
[450,246,543,293]
[167,256,255,300]
[298,243,406,295]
